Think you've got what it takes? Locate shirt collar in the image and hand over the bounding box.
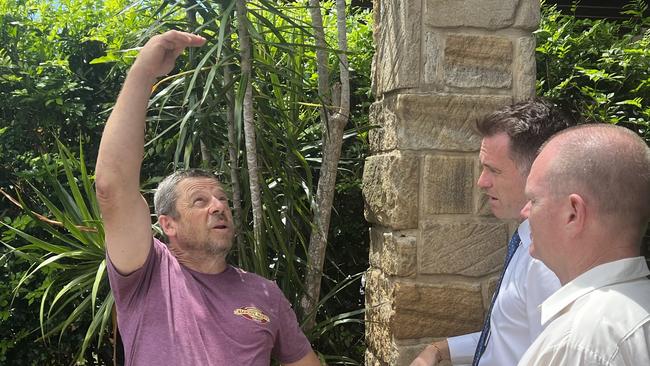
[518,219,531,249]
[540,256,650,326]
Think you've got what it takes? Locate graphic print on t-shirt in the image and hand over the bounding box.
[234,306,270,324]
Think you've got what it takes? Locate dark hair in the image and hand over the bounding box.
[476,98,575,173]
[153,169,221,218]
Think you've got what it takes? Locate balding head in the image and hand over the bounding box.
[543,124,650,229]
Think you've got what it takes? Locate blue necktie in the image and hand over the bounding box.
[471,230,521,366]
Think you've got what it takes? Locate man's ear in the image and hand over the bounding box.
[158,215,176,238]
[567,193,587,234]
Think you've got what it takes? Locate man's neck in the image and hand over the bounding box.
[560,240,639,285]
[168,245,228,274]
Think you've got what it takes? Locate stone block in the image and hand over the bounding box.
[369,98,398,153]
[369,94,512,153]
[514,0,541,31]
[421,155,474,214]
[424,0,519,29]
[419,221,508,276]
[363,153,419,229]
[513,36,537,101]
[423,31,442,85]
[366,269,397,364]
[444,34,513,89]
[392,281,484,339]
[373,0,422,95]
[370,228,416,277]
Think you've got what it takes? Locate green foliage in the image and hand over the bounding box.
[1,142,113,364]
[1,0,374,364]
[125,1,373,361]
[536,0,650,142]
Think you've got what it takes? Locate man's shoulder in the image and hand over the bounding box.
[229,266,283,290]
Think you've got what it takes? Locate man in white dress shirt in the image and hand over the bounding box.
[411,99,573,366]
[517,124,650,365]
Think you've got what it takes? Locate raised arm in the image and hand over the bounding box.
[95,31,206,274]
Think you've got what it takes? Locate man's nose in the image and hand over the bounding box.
[477,168,491,188]
[208,197,224,214]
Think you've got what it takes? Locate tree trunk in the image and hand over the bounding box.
[300,0,351,331]
[224,18,245,262]
[236,0,264,252]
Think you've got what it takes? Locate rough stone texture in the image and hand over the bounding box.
[367,0,540,362]
[369,94,512,153]
[365,349,384,366]
[483,274,501,311]
[422,155,475,215]
[514,0,541,31]
[366,269,397,364]
[513,36,537,101]
[363,152,419,229]
[392,281,484,339]
[444,34,513,89]
[424,0,519,29]
[368,98,398,153]
[420,222,509,276]
[372,0,422,95]
[423,31,442,85]
[370,228,417,277]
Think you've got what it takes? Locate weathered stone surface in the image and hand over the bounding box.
[444,34,513,89]
[514,0,541,31]
[369,98,398,153]
[419,221,509,276]
[423,31,442,85]
[370,228,417,277]
[366,269,397,364]
[365,349,388,366]
[483,274,501,310]
[424,0,519,29]
[392,281,484,339]
[370,94,512,152]
[363,153,419,229]
[422,155,474,214]
[513,36,537,101]
[397,345,422,366]
[373,0,422,95]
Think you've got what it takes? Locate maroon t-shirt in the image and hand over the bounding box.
[107,238,312,365]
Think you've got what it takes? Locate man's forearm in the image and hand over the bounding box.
[95,67,155,193]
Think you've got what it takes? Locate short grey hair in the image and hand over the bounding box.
[153,169,221,218]
[545,124,650,227]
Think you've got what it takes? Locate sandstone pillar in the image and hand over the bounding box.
[363,1,540,364]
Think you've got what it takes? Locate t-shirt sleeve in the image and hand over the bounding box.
[106,237,158,310]
[448,331,480,365]
[270,286,312,364]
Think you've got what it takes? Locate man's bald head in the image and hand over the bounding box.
[542,124,650,229]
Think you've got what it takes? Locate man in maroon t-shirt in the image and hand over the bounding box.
[96,30,320,366]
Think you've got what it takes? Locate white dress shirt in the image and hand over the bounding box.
[447,220,561,365]
[518,257,650,366]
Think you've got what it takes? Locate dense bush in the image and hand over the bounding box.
[1,1,373,364]
[536,0,650,143]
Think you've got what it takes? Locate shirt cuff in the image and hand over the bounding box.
[448,331,480,365]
